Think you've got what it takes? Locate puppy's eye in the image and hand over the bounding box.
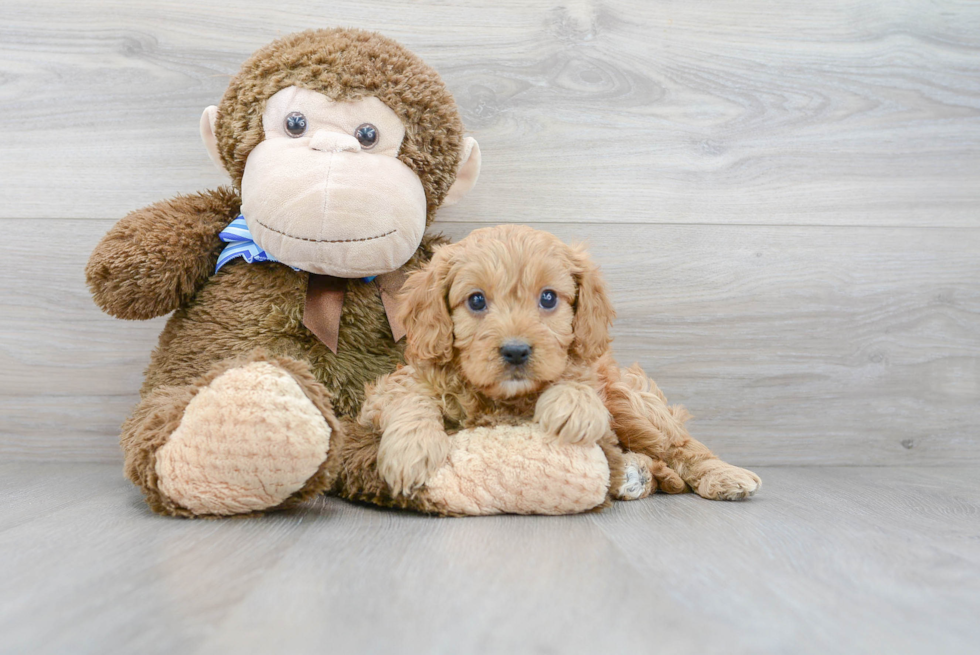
[539,289,558,310]
[284,112,308,137]
[467,292,487,312]
[354,123,379,149]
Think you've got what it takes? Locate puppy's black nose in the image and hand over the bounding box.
[500,341,532,366]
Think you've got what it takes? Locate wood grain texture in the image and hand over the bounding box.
[1,219,977,465]
[1,464,978,655]
[0,1,978,225]
[1,1,978,465]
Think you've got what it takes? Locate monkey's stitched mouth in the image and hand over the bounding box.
[254,218,396,244]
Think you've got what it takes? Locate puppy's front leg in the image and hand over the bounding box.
[534,381,611,446]
[378,419,449,497]
[366,372,450,497]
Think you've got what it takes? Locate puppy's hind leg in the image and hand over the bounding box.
[608,450,685,501]
[600,435,682,502]
[604,362,761,501]
[645,454,687,495]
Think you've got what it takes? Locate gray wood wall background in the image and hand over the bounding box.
[2,0,978,466]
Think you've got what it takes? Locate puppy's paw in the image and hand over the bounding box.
[696,463,761,500]
[534,382,611,446]
[650,460,687,494]
[615,453,655,501]
[377,426,451,497]
[613,453,685,500]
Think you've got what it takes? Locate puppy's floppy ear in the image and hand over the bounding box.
[568,243,616,362]
[397,244,457,365]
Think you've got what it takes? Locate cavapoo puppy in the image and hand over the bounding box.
[344,225,760,510]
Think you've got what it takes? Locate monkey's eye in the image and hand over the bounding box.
[467,292,487,312]
[354,123,379,149]
[284,112,308,137]
[539,289,558,310]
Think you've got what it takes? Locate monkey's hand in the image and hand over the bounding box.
[86,187,239,320]
[534,381,611,446]
[377,422,451,497]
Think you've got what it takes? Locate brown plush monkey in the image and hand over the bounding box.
[86,29,606,517]
[86,29,760,518]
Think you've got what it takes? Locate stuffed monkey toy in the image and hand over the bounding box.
[87,29,760,518]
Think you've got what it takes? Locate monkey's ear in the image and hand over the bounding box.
[442,137,481,207]
[200,106,229,178]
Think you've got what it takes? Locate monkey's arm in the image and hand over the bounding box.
[85,187,240,320]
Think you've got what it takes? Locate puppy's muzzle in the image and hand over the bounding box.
[499,340,532,367]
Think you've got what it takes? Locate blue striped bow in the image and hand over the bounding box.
[215,215,292,273]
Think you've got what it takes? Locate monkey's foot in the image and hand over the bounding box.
[155,361,333,516]
[694,462,761,501]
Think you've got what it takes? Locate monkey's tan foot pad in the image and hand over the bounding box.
[423,424,610,516]
[695,462,762,501]
[155,361,332,516]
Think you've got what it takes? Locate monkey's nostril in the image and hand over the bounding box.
[499,341,532,366]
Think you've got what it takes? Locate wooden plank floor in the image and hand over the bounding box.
[2,464,978,655]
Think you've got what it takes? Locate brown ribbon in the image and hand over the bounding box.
[303,270,408,354]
